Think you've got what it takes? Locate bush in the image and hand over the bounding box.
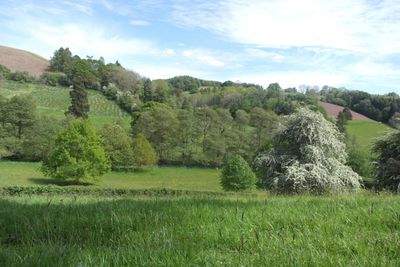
[372,130,400,191]
[255,108,361,194]
[0,64,11,79]
[221,155,256,191]
[41,120,110,183]
[40,71,67,86]
[132,134,158,169]
[8,71,34,83]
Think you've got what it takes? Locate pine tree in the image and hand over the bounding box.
[143,78,153,103]
[65,84,90,119]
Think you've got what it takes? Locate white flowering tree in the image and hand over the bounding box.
[255,108,361,194]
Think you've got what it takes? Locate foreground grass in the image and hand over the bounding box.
[0,161,222,192]
[346,120,393,149]
[0,193,399,266]
[0,80,131,128]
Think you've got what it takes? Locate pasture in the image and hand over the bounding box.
[0,80,131,128]
[0,162,222,192]
[346,120,393,149]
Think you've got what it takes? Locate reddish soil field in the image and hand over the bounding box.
[0,45,48,77]
[319,101,371,120]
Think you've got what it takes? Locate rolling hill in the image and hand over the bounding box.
[0,80,131,128]
[319,101,370,120]
[0,45,48,77]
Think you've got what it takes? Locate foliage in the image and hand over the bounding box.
[372,130,400,191]
[21,116,63,161]
[67,59,98,89]
[41,120,110,183]
[66,85,90,119]
[132,133,158,169]
[221,155,256,191]
[336,107,352,132]
[98,123,135,170]
[346,137,374,180]
[40,71,67,86]
[48,47,73,73]
[8,71,34,83]
[3,95,36,139]
[142,78,153,103]
[255,108,361,194]
[0,64,11,79]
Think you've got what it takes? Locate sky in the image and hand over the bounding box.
[1,0,400,94]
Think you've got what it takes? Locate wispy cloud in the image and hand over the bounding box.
[130,20,150,26]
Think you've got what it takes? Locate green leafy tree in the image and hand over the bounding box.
[48,47,73,73]
[132,134,158,169]
[41,120,110,183]
[132,104,179,162]
[221,155,257,191]
[6,96,36,139]
[255,108,361,194]
[372,130,400,191]
[250,107,278,151]
[68,59,98,89]
[99,124,135,170]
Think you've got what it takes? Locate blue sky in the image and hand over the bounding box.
[1,0,400,94]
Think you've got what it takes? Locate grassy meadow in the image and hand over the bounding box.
[0,161,222,192]
[346,120,393,149]
[0,80,131,128]
[0,193,399,266]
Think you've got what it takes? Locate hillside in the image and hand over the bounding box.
[346,120,393,149]
[0,80,131,128]
[0,45,48,76]
[319,101,371,120]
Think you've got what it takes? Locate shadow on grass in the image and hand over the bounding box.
[28,177,93,186]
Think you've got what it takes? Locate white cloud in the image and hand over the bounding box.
[182,49,225,67]
[245,48,285,62]
[130,19,150,26]
[171,0,400,55]
[164,49,176,56]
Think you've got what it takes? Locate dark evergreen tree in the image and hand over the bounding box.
[66,85,90,119]
[143,78,153,103]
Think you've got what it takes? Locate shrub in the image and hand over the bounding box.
[8,71,34,83]
[372,130,400,191]
[41,120,110,183]
[255,108,361,194]
[98,123,135,171]
[0,64,11,79]
[132,134,158,169]
[40,71,67,86]
[221,155,256,191]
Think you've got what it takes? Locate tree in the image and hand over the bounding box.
[98,124,135,170]
[221,155,257,191]
[68,59,97,89]
[132,103,179,162]
[66,85,90,119]
[143,78,153,103]
[132,134,158,169]
[6,96,36,139]
[372,130,400,191]
[41,120,110,183]
[255,108,361,194]
[48,47,73,73]
[250,107,278,151]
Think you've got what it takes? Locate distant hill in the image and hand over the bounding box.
[319,101,371,121]
[0,45,48,77]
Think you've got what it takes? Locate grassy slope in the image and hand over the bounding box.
[346,120,393,149]
[0,80,131,128]
[0,162,222,192]
[0,194,399,266]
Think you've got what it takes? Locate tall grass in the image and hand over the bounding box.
[0,193,399,266]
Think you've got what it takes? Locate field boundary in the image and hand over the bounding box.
[0,185,260,198]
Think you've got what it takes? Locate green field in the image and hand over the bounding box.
[0,193,399,266]
[0,80,131,128]
[0,161,221,192]
[346,120,393,149]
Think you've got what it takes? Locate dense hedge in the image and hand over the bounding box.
[0,185,235,197]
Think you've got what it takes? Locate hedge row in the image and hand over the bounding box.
[0,186,232,197]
